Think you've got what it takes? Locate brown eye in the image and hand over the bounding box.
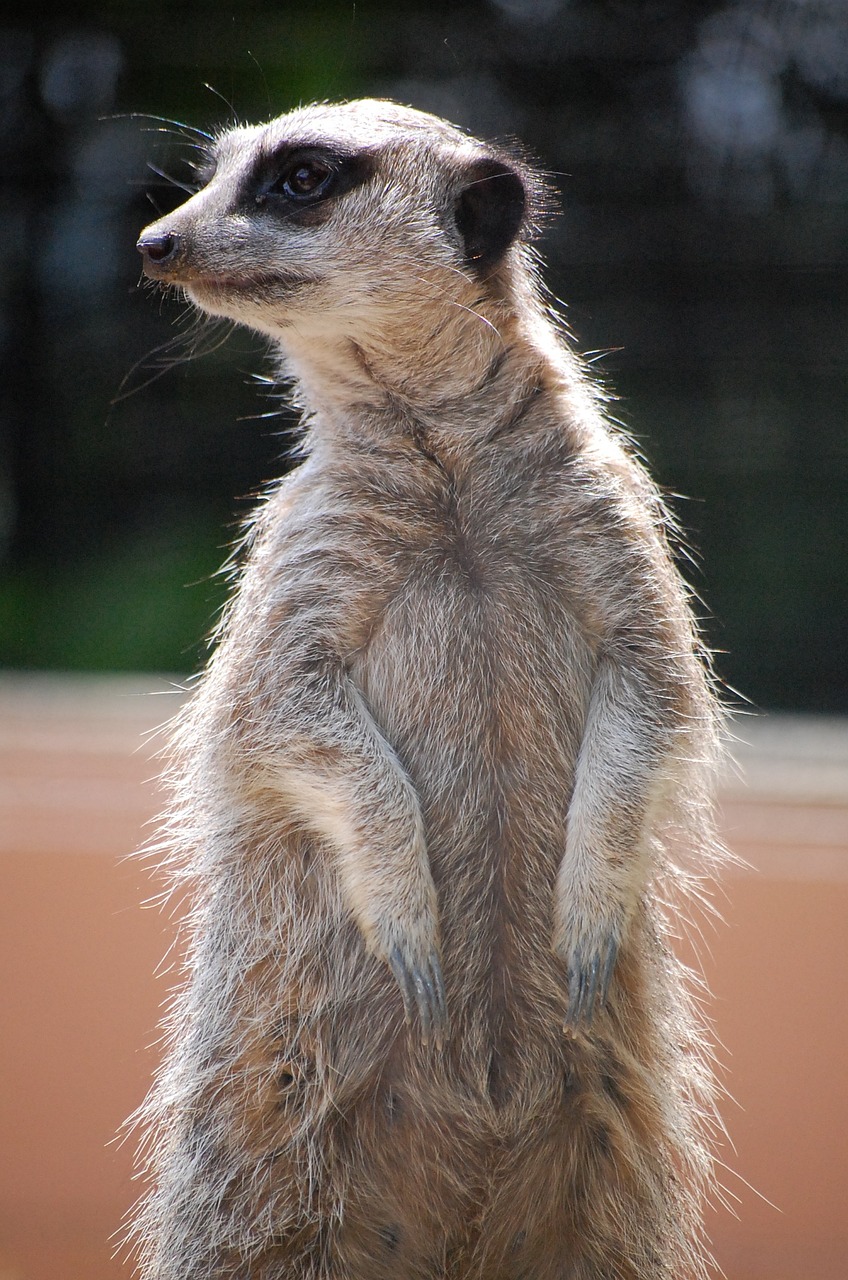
[279,160,334,201]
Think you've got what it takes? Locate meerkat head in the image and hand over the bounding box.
[137,100,544,375]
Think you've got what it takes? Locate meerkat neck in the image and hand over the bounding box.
[279,299,514,408]
[277,276,585,455]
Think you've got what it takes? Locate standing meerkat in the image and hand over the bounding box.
[134,99,724,1280]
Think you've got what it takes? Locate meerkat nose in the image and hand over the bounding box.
[137,230,182,268]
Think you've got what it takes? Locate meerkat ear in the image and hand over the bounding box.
[455,157,528,273]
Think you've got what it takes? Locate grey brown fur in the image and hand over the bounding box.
[134,99,724,1280]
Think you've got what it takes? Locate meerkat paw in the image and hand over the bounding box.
[553,905,621,1030]
[387,941,448,1048]
[561,933,618,1029]
[344,864,446,1045]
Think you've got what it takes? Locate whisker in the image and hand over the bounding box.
[138,128,208,154]
[203,82,241,128]
[146,162,197,196]
[110,308,234,406]
[106,111,214,142]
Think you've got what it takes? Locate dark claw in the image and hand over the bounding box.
[411,965,432,1042]
[430,951,448,1027]
[388,946,448,1047]
[389,945,416,1024]
[600,938,617,1007]
[564,937,618,1029]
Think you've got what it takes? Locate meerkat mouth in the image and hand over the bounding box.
[189,271,316,294]
[184,272,318,314]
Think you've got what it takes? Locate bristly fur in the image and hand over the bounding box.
[131,99,726,1280]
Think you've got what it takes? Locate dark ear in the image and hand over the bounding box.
[455,157,527,274]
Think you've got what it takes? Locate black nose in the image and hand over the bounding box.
[137,230,182,264]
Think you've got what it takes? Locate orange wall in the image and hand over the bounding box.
[0,677,178,1280]
[702,874,848,1278]
[1,677,846,1280]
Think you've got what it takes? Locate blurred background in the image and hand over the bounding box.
[1,2,847,1279]
[2,0,847,707]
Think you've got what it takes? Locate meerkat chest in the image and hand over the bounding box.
[351,533,593,797]
[240,459,597,771]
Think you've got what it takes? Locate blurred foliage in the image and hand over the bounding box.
[1,0,847,710]
[0,520,228,671]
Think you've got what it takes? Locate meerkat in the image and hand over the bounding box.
[133,99,724,1280]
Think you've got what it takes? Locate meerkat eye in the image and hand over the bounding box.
[287,162,332,197]
[269,158,336,202]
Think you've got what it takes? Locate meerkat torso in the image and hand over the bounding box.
[135,99,722,1280]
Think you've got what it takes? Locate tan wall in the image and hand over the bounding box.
[1,676,846,1280]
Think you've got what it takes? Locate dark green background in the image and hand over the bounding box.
[2,0,847,710]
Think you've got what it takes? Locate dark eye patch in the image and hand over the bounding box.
[253,146,376,213]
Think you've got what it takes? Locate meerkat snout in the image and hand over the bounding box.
[137,229,182,273]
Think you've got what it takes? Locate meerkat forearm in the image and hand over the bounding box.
[554,653,674,1024]
[258,660,444,1034]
